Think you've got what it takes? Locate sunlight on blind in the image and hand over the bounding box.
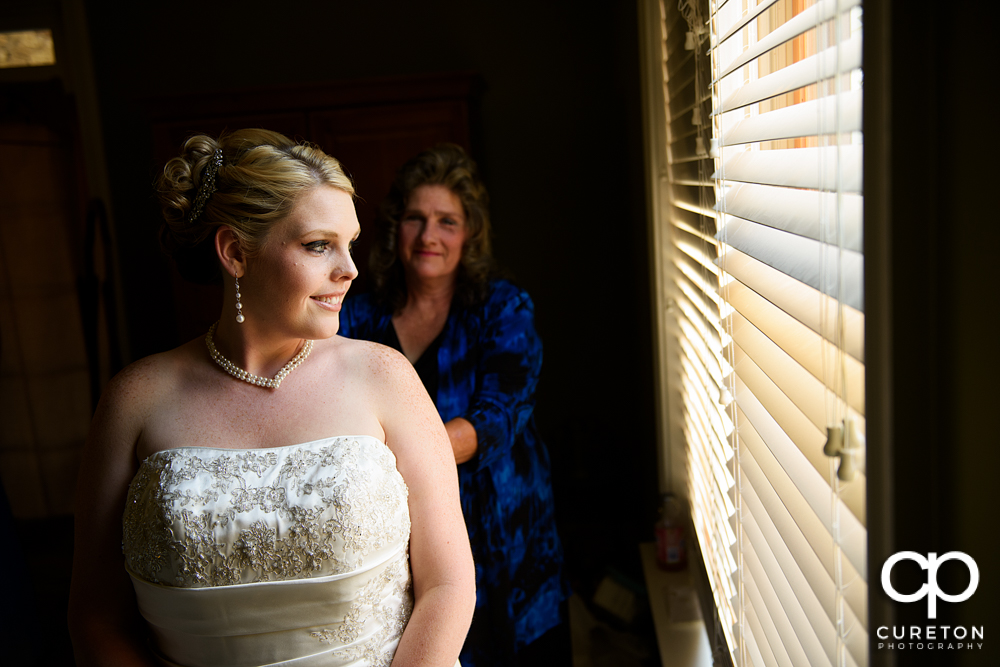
[0,30,56,69]
[658,0,867,665]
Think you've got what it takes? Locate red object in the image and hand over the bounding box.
[656,494,688,571]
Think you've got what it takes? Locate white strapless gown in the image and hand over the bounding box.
[122,435,446,667]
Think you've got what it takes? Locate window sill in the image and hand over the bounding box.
[639,542,713,667]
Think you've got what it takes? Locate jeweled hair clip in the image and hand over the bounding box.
[187,148,224,224]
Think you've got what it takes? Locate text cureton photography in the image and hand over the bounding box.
[877,551,984,654]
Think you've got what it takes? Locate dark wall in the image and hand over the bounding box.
[867,1,1000,665]
[84,0,659,580]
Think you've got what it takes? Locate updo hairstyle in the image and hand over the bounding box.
[370,143,494,310]
[157,128,354,284]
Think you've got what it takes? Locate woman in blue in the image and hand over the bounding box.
[339,144,570,667]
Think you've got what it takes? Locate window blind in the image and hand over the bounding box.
[647,1,867,665]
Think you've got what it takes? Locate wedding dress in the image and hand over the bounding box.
[122,435,434,667]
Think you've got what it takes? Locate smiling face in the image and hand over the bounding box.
[240,186,359,340]
[397,184,468,287]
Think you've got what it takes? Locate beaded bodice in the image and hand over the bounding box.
[121,436,417,667]
[123,435,410,588]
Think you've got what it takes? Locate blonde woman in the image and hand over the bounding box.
[68,129,475,667]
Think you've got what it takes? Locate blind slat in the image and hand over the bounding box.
[741,612,769,667]
[679,336,736,449]
[675,252,724,309]
[731,342,867,526]
[738,413,869,627]
[743,572,797,667]
[687,426,736,541]
[719,247,864,362]
[674,198,717,220]
[683,412,739,548]
[716,0,862,80]
[719,89,862,146]
[666,48,694,79]
[670,154,715,165]
[675,277,727,349]
[730,325,867,503]
[717,36,862,114]
[672,217,720,246]
[742,446,868,637]
[716,183,863,253]
[733,377,868,578]
[728,297,866,416]
[712,0,782,50]
[742,535,833,667]
[742,468,841,655]
[713,145,863,194]
[680,328,736,445]
[742,499,837,666]
[718,221,864,312]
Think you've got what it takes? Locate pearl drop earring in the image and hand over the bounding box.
[235,274,245,323]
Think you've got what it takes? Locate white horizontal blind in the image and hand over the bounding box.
[656,0,740,658]
[714,0,867,665]
[655,1,867,666]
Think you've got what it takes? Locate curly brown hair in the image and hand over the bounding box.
[369,143,495,311]
[157,128,354,284]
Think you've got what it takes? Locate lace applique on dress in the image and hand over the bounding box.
[122,436,410,588]
[312,552,414,667]
[122,435,417,666]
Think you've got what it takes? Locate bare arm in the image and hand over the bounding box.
[445,417,477,464]
[68,364,157,666]
[369,346,476,666]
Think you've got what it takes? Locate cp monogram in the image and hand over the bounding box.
[881,552,979,619]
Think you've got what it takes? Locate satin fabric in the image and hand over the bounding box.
[121,436,456,667]
[129,549,409,666]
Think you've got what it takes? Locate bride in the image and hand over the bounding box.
[68,129,476,666]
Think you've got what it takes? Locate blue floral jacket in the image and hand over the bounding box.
[339,280,568,666]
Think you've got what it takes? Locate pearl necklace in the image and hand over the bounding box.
[205,322,313,389]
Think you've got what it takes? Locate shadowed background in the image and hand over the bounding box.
[0,1,659,663]
[2,1,998,666]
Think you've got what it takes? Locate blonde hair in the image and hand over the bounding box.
[157,128,354,283]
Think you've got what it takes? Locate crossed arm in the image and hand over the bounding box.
[444,287,542,469]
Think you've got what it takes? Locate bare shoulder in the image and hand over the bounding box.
[330,335,418,389]
[89,340,203,454]
[100,344,192,414]
[102,353,165,409]
[326,336,441,452]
